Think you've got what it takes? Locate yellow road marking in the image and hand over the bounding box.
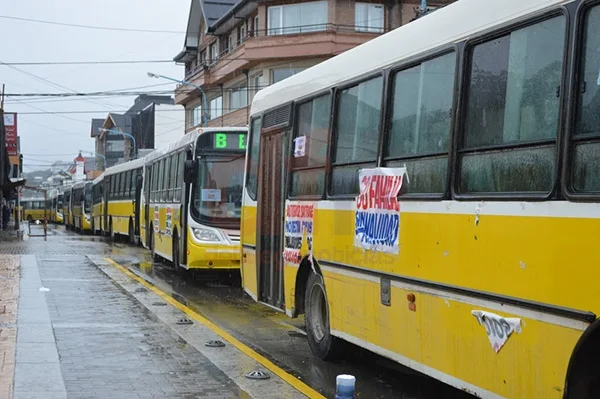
[104,257,325,399]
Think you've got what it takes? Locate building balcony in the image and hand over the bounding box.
[174,24,388,105]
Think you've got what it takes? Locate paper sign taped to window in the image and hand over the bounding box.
[472,310,522,353]
[294,136,306,158]
[201,189,221,202]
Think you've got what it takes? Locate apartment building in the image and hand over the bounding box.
[174,0,454,130]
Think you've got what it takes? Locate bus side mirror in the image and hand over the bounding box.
[184,160,196,184]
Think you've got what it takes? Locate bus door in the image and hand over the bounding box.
[144,165,152,248]
[257,128,289,309]
[134,170,142,238]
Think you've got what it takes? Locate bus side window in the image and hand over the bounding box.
[459,16,566,194]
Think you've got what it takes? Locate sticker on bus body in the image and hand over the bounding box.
[471,310,522,353]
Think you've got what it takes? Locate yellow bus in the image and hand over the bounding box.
[91,175,104,235]
[241,0,600,397]
[71,181,92,233]
[103,157,144,243]
[141,127,247,275]
[22,198,46,223]
[46,190,63,224]
[62,187,73,229]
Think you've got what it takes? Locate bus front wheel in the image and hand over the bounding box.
[305,271,342,360]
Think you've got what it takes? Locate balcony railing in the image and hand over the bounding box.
[179,23,391,84]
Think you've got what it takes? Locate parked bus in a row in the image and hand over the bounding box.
[44,189,63,224]
[21,198,46,222]
[62,187,72,229]
[240,0,600,397]
[101,157,144,243]
[71,181,93,233]
[140,127,247,275]
[91,174,104,235]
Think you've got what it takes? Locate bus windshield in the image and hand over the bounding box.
[191,154,244,226]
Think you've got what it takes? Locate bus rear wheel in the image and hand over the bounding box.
[305,271,342,360]
[173,233,186,277]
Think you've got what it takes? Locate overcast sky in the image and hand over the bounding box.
[0,0,189,171]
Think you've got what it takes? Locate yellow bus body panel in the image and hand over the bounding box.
[241,204,258,295]
[237,203,600,398]
[287,207,595,398]
[106,200,134,236]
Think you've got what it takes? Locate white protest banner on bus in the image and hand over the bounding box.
[283,202,314,264]
[354,167,406,254]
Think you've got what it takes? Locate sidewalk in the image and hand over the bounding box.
[0,255,18,399]
[1,252,311,399]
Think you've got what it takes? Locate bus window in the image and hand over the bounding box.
[384,52,456,194]
[246,118,261,199]
[572,5,600,192]
[331,76,383,195]
[460,16,565,193]
[290,94,330,196]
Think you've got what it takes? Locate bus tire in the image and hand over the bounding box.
[305,271,342,361]
[173,232,186,277]
[128,219,137,246]
[109,219,114,242]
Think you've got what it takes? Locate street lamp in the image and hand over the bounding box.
[98,128,137,160]
[147,72,209,126]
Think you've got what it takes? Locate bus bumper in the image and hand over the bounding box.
[186,241,241,270]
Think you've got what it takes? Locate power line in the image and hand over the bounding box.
[0,15,185,34]
[0,60,174,66]
[0,60,126,110]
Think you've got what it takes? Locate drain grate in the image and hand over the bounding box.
[246,370,270,380]
[135,287,148,293]
[205,340,225,348]
[176,318,193,325]
[151,302,167,306]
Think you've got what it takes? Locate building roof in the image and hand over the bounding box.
[90,119,104,138]
[175,0,245,62]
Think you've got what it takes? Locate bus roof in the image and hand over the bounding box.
[103,157,145,177]
[92,174,104,184]
[250,0,569,116]
[71,180,92,189]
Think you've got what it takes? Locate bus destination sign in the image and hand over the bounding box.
[206,133,247,151]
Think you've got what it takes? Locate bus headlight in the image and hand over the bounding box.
[192,228,222,242]
[85,215,90,222]
[57,212,63,218]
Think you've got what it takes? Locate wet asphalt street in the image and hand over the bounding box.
[1,224,476,399]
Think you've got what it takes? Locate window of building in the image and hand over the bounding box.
[384,52,455,195]
[254,16,259,35]
[459,16,566,194]
[290,94,331,196]
[331,76,383,195]
[230,86,248,110]
[271,68,305,84]
[572,5,600,193]
[240,25,246,42]
[200,50,207,65]
[355,3,384,33]
[227,35,233,52]
[210,42,218,62]
[191,104,203,127]
[210,96,223,119]
[253,74,264,98]
[268,2,328,35]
